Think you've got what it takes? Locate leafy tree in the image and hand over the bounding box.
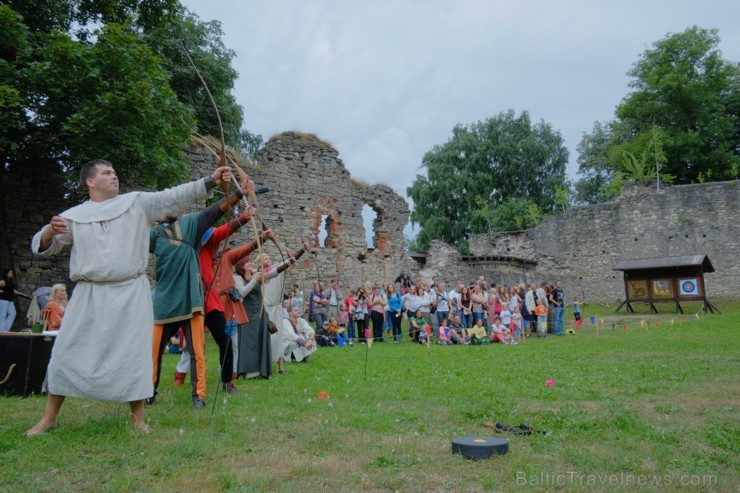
[2,21,192,199]
[1,1,262,201]
[488,197,542,232]
[554,187,570,213]
[404,234,422,253]
[468,196,493,237]
[239,129,264,161]
[7,0,181,40]
[144,9,245,147]
[574,120,629,203]
[620,151,657,187]
[407,110,568,250]
[615,127,675,187]
[576,26,740,201]
[617,27,739,183]
[0,6,28,157]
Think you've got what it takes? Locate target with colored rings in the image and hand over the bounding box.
[680,279,698,295]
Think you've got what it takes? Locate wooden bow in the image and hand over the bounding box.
[180,40,238,418]
[180,41,269,320]
[230,158,292,263]
[179,42,236,309]
[229,160,268,317]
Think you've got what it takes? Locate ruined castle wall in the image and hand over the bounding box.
[187,132,412,293]
[418,239,549,290]
[426,180,739,301]
[1,161,70,321]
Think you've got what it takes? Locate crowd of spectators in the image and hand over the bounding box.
[288,271,582,346]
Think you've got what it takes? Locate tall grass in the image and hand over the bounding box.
[1,301,737,492]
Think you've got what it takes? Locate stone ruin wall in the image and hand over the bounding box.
[1,161,70,298]
[187,131,412,294]
[421,180,740,302]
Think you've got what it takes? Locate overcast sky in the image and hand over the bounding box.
[180,0,739,239]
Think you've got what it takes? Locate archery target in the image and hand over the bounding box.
[679,278,698,296]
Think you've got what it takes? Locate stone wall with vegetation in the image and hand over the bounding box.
[423,180,739,302]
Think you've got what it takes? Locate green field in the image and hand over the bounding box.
[1,301,738,492]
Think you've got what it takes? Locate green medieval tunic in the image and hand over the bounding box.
[150,214,203,324]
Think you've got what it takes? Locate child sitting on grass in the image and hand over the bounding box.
[317,321,336,347]
[327,316,349,345]
[335,310,353,346]
[490,316,517,344]
[448,315,468,344]
[437,318,466,345]
[467,317,488,344]
[418,323,433,344]
[437,318,451,345]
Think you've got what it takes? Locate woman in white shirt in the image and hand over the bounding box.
[471,285,488,326]
[418,283,433,327]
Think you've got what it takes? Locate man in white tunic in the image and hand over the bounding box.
[259,248,308,375]
[281,305,316,363]
[26,159,233,436]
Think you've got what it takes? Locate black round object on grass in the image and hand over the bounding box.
[452,436,509,459]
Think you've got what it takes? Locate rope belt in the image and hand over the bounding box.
[76,273,144,285]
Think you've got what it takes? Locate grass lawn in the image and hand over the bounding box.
[1,301,737,492]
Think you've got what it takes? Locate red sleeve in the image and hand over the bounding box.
[209,221,232,246]
[224,241,257,264]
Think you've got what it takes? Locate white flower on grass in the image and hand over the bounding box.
[179,427,184,437]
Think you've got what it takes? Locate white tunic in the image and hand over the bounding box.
[281,316,316,363]
[32,181,208,402]
[265,270,286,363]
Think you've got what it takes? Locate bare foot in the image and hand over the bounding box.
[131,421,150,434]
[130,415,150,434]
[26,418,56,437]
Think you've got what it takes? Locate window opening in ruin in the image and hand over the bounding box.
[318,214,330,247]
[362,204,378,250]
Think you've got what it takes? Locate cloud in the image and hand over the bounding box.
[340,126,413,191]
[183,0,740,224]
